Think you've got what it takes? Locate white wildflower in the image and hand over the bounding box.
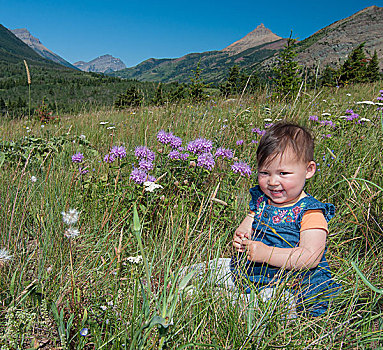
[99,121,109,125]
[41,125,45,128]
[61,208,80,225]
[107,126,116,130]
[64,227,80,239]
[126,255,143,264]
[143,181,163,193]
[346,93,351,96]
[30,176,37,183]
[0,248,12,266]
[100,305,107,311]
[79,134,86,140]
[358,118,371,122]
[322,112,331,116]
[264,118,273,122]
[322,99,327,102]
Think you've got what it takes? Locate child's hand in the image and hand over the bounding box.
[233,228,251,252]
[242,239,269,263]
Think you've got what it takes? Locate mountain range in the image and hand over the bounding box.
[2,5,383,84]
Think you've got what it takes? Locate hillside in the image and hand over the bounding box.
[10,28,77,69]
[259,5,383,72]
[110,25,286,84]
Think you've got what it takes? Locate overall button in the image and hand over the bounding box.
[267,206,271,210]
[263,212,268,218]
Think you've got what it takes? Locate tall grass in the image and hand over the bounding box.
[0,82,382,348]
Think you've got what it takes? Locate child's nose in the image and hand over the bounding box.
[268,175,279,186]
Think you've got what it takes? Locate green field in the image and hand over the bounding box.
[0,82,382,349]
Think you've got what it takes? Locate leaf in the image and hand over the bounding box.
[133,204,141,232]
[178,271,195,291]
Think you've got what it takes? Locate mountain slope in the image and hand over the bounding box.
[74,54,126,73]
[111,25,284,83]
[10,28,77,69]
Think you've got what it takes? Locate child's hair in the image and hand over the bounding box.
[256,122,314,168]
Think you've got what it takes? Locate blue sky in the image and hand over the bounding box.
[1,0,379,67]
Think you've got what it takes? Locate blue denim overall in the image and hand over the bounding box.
[231,185,341,317]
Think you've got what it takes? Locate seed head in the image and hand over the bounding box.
[61,208,80,225]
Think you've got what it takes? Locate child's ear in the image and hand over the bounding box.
[305,161,316,179]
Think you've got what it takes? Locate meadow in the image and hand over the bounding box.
[0,82,382,349]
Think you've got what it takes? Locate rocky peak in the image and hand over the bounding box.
[222,24,282,54]
[73,54,126,73]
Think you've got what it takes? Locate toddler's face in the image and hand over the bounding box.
[257,148,316,207]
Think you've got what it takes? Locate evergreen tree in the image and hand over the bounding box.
[152,83,166,105]
[366,51,381,82]
[188,61,208,101]
[339,43,368,84]
[273,34,302,98]
[320,66,338,87]
[0,97,6,116]
[114,86,144,109]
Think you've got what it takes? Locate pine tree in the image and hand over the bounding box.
[339,43,368,84]
[366,51,381,82]
[273,34,302,98]
[189,61,208,101]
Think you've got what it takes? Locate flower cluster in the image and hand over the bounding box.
[103,145,127,163]
[376,90,383,101]
[130,168,155,184]
[72,152,84,163]
[251,127,266,136]
[134,146,156,162]
[157,130,182,148]
[168,150,189,161]
[214,147,233,159]
[231,161,252,177]
[61,208,80,239]
[197,152,215,171]
[186,138,213,154]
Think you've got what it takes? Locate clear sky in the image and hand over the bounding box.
[1,0,379,68]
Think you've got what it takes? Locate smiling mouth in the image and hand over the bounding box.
[269,189,284,196]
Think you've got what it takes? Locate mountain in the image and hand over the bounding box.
[10,28,77,69]
[223,24,282,54]
[110,25,285,84]
[260,6,383,71]
[74,54,126,73]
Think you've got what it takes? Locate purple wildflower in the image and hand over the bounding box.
[157,130,173,144]
[251,128,265,136]
[187,138,213,154]
[135,146,155,161]
[139,159,154,171]
[214,147,233,159]
[168,150,189,160]
[320,120,335,127]
[197,152,215,171]
[251,140,259,144]
[325,134,332,138]
[79,167,89,175]
[129,168,148,184]
[147,175,156,182]
[236,140,244,146]
[72,153,84,163]
[265,123,274,128]
[169,135,182,149]
[309,115,319,121]
[103,153,116,163]
[231,161,252,177]
[110,146,127,159]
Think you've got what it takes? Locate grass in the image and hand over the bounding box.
[0,82,382,349]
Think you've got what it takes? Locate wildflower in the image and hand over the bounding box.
[100,305,107,311]
[168,150,189,160]
[231,161,252,177]
[80,328,89,336]
[214,147,233,159]
[134,146,155,161]
[143,181,163,192]
[186,138,213,154]
[197,152,215,171]
[320,120,335,127]
[157,130,173,144]
[265,123,274,128]
[61,208,80,225]
[72,153,84,163]
[103,153,116,163]
[107,126,115,130]
[0,248,12,267]
[110,146,127,159]
[322,112,331,116]
[264,118,272,122]
[251,140,259,144]
[236,140,244,145]
[64,227,80,239]
[309,115,319,121]
[356,101,375,105]
[30,176,37,183]
[147,175,156,182]
[169,135,182,149]
[139,159,154,171]
[79,167,89,175]
[126,255,143,264]
[79,134,86,140]
[99,121,109,125]
[251,127,265,136]
[358,118,371,123]
[129,168,148,184]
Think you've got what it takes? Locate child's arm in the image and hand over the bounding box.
[233,213,254,253]
[242,228,327,270]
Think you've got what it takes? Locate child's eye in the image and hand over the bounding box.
[258,171,268,176]
[280,172,290,175]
